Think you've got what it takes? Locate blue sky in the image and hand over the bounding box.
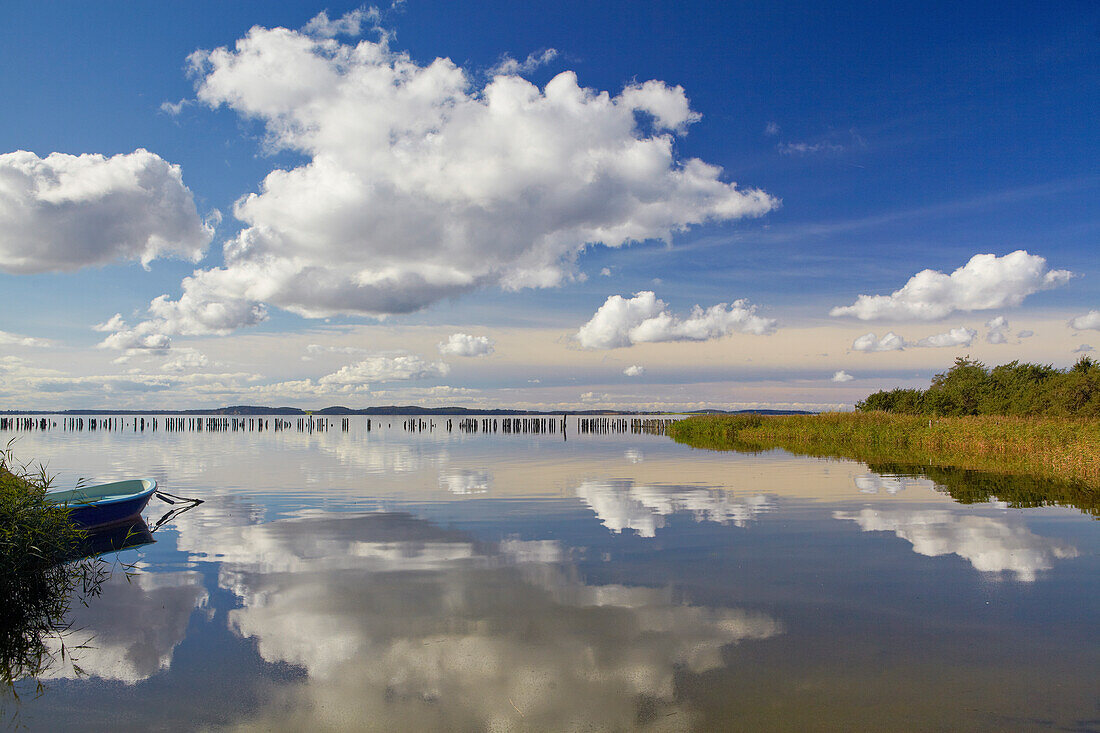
[0,1,1097,410]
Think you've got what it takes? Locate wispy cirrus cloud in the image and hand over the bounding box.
[0,330,52,348]
[489,48,559,76]
[301,7,378,38]
[777,141,844,155]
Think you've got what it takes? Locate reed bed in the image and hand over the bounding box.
[668,412,1100,513]
[0,445,101,691]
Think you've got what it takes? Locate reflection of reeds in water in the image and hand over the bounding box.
[669,413,1100,516]
[0,444,110,703]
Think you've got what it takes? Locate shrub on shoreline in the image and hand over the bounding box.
[857,356,1100,417]
[0,445,93,689]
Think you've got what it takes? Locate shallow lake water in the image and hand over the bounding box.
[3,415,1098,731]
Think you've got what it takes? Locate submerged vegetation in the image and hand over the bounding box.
[857,356,1100,417]
[668,412,1100,516]
[0,444,105,695]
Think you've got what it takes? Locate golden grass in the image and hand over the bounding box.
[668,412,1100,514]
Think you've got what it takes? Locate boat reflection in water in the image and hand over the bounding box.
[67,518,155,561]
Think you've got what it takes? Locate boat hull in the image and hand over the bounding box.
[68,494,154,528]
[46,478,158,529]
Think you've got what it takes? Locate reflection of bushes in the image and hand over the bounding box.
[864,462,1100,516]
[668,414,1100,516]
[0,445,105,694]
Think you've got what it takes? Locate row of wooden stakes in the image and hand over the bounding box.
[1,415,677,436]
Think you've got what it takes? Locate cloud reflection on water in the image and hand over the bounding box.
[438,469,492,494]
[576,479,772,537]
[179,511,781,730]
[42,568,208,683]
[853,473,936,495]
[833,508,1079,581]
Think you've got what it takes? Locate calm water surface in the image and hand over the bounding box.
[3,416,1098,731]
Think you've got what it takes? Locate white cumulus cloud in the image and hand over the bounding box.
[92,314,126,333]
[119,19,775,343]
[96,287,268,350]
[97,318,172,352]
[851,331,906,352]
[830,251,1071,321]
[161,349,209,373]
[853,326,978,352]
[437,333,495,357]
[318,354,450,387]
[0,149,213,273]
[1069,310,1100,331]
[985,315,1009,344]
[831,370,854,382]
[576,291,776,349]
[915,326,977,348]
[623,364,645,376]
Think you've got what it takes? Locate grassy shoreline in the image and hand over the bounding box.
[0,448,94,689]
[667,412,1100,514]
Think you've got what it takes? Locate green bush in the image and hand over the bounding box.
[857,356,1100,417]
[0,445,96,690]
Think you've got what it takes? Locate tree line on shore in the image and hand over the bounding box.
[856,356,1100,417]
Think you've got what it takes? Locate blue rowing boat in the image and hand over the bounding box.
[45,478,158,528]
